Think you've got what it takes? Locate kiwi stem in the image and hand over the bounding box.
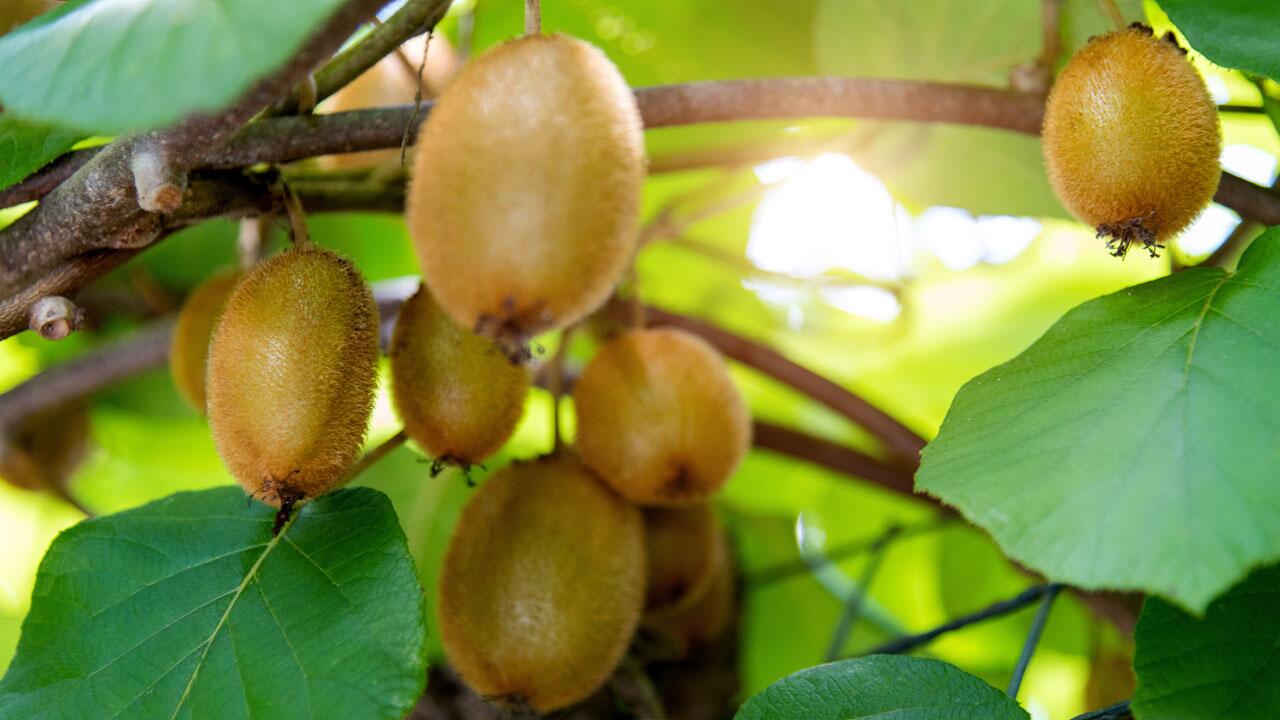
[341,429,409,487]
[237,217,264,269]
[277,179,313,248]
[1096,0,1125,31]
[612,657,668,720]
[546,327,573,452]
[1035,0,1062,73]
[524,0,541,36]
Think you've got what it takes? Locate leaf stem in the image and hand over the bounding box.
[1007,583,1062,698]
[824,525,900,661]
[747,517,952,588]
[860,584,1056,657]
[525,0,541,36]
[1071,701,1133,719]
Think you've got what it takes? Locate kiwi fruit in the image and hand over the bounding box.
[406,34,645,358]
[389,284,531,468]
[645,546,735,655]
[1041,24,1221,258]
[0,403,90,493]
[643,504,725,618]
[206,248,379,510]
[438,454,645,713]
[573,328,751,506]
[169,271,239,412]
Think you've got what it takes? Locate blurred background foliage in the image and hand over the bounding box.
[1,1,1276,717]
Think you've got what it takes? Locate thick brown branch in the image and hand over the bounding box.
[752,420,918,500]
[6,77,1280,344]
[645,306,927,462]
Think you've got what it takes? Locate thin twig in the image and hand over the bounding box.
[1097,0,1126,31]
[1072,701,1133,720]
[646,309,927,462]
[747,517,953,588]
[1007,584,1062,698]
[860,584,1055,657]
[343,429,409,485]
[824,525,900,661]
[546,327,573,452]
[283,0,454,115]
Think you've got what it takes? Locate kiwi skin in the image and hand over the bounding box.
[206,248,379,508]
[645,550,735,656]
[643,504,726,619]
[573,328,751,506]
[0,403,90,493]
[1041,24,1221,258]
[407,34,645,357]
[438,454,645,713]
[389,284,531,467]
[170,271,239,413]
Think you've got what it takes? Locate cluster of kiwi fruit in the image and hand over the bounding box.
[1042,23,1221,258]
[167,30,750,713]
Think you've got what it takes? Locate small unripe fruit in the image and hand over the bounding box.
[389,284,530,467]
[438,454,644,713]
[407,34,645,357]
[645,548,735,655]
[0,404,90,493]
[170,271,239,412]
[643,505,725,618]
[573,328,751,506]
[206,249,379,508]
[1042,24,1221,258]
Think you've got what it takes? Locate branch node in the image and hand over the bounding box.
[130,141,187,214]
[29,296,85,341]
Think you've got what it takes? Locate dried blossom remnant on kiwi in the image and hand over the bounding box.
[474,296,552,364]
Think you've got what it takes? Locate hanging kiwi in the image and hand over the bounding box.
[389,284,531,470]
[642,504,726,618]
[406,34,645,360]
[170,271,239,412]
[438,454,645,713]
[0,403,91,494]
[1041,24,1221,258]
[645,547,736,656]
[206,248,379,515]
[573,328,751,506]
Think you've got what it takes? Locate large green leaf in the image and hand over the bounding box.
[0,0,354,134]
[1132,564,1280,719]
[0,487,427,720]
[0,115,83,196]
[734,655,1029,720]
[1160,0,1280,83]
[917,230,1280,612]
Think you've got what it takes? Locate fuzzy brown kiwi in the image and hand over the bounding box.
[205,248,379,511]
[406,34,645,359]
[644,544,735,656]
[389,284,531,468]
[1042,24,1221,258]
[642,504,725,619]
[438,454,645,713]
[573,328,751,506]
[0,403,90,493]
[170,271,239,412]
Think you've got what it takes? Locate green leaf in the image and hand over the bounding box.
[1161,0,1280,83]
[1132,564,1280,719]
[0,0,354,134]
[0,115,83,196]
[0,487,427,720]
[917,229,1280,612]
[734,655,1030,720]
